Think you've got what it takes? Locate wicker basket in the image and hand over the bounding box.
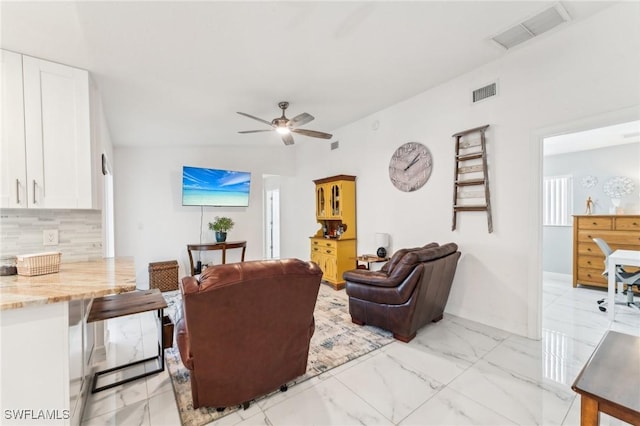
[149,260,179,292]
[16,252,62,276]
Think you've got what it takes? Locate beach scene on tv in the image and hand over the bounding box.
[182,166,251,207]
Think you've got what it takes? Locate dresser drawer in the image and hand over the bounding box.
[310,244,336,257]
[577,242,601,256]
[312,247,335,256]
[576,216,612,230]
[310,239,337,249]
[578,255,604,270]
[577,268,607,286]
[577,230,640,246]
[614,217,640,232]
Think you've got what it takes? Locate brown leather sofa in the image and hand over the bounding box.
[176,258,322,409]
[343,243,460,342]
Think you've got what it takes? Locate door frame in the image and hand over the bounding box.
[528,105,640,339]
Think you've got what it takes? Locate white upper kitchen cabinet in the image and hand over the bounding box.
[0,50,93,209]
[0,49,26,208]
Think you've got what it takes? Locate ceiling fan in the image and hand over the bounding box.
[237,101,332,146]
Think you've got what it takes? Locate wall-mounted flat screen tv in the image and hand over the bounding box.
[182,166,251,207]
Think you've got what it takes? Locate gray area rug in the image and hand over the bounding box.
[163,283,393,426]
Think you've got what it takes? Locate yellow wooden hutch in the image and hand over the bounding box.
[310,175,357,290]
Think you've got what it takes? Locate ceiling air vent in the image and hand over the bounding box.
[330,140,339,150]
[473,82,497,103]
[491,3,571,50]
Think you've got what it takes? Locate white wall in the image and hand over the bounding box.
[114,145,295,287]
[113,3,640,336]
[281,2,640,337]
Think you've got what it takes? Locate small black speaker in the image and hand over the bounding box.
[376,247,387,258]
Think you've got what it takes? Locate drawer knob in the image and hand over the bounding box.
[592,222,597,225]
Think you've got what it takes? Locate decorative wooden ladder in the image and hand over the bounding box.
[452,124,493,233]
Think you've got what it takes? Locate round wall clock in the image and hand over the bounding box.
[388,142,433,192]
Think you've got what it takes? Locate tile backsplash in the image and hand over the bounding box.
[0,209,102,262]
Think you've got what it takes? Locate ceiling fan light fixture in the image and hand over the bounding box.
[238,101,332,145]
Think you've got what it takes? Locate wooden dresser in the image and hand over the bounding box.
[573,214,640,288]
[310,175,357,290]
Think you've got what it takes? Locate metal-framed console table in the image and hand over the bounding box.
[88,288,168,393]
[187,241,247,275]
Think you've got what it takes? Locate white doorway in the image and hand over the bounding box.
[531,107,640,339]
[542,119,640,278]
[264,175,281,259]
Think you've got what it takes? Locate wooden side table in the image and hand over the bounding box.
[571,330,640,425]
[88,289,168,393]
[187,241,247,275]
[355,255,389,270]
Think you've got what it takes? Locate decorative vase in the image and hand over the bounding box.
[215,231,227,243]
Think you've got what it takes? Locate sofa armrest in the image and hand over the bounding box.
[346,265,424,304]
[180,275,201,294]
[343,269,402,288]
[176,317,193,370]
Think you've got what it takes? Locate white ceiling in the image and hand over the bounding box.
[0,1,615,148]
[544,120,640,156]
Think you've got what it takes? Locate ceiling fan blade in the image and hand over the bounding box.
[288,112,314,128]
[238,129,274,134]
[237,112,273,127]
[291,128,333,139]
[281,133,295,146]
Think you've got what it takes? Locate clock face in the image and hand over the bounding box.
[388,142,433,192]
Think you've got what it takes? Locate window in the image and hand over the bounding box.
[543,175,573,226]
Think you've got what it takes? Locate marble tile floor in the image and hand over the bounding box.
[81,275,640,426]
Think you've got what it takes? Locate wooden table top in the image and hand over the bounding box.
[572,330,640,414]
[187,241,246,250]
[88,288,167,323]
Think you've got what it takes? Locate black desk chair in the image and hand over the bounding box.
[593,237,640,312]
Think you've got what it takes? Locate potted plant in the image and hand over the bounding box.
[208,216,234,242]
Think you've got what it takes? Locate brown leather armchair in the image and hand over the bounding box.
[176,258,322,409]
[344,243,460,342]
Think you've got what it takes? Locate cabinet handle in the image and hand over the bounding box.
[15,179,20,204]
[592,222,597,225]
[33,180,37,204]
[325,250,331,254]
